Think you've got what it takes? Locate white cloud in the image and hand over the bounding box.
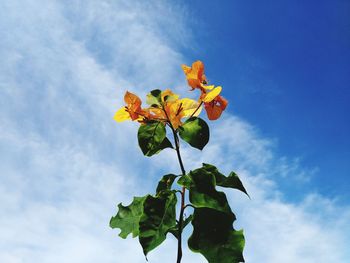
[0,0,349,263]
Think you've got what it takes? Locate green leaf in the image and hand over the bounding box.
[110,196,147,239]
[188,208,245,263]
[146,89,162,107]
[179,117,209,150]
[177,174,191,188]
[137,121,172,156]
[156,174,178,194]
[169,214,193,239]
[181,168,232,214]
[139,191,177,256]
[202,163,249,197]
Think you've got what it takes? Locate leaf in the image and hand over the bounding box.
[188,208,245,263]
[177,174,191,188]
[156,174,178,194]
[146,89,162,107]
[169,214,193,239]
[137,121,173,156]
[110,196,147,239]
[180,168,232,214]
[179,117,209,150]
[139,191,177,256]
[202,163,249,197]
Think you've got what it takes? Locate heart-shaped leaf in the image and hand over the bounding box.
[179,117,209,150]
[138,121,173,156]
[188,208,245,263]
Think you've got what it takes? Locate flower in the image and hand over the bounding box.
[148,90,201,129]
[204,94,228,120]
[181,60,207,90]
[182,61,228,121]
[200,85,228,120]
[114,91,149,122]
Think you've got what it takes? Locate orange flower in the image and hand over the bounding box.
[146,90,201,129]
[204,95,228,120]
[181,60,207,90]
[164,98,201,129]
[114,91,149,122]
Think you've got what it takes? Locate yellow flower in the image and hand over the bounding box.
[147,89,201,129]
[165,98,201,129]
[114,91,149,122]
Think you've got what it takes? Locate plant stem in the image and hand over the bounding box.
[162,106,187,263]
[189,101,203,118]
[170,126,186,263]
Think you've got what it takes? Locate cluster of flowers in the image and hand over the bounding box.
[114,61,228,128]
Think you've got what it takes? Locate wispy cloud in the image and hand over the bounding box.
[0,1,349,262]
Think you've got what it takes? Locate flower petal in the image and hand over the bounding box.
[202,86,222,103]
[204,104,223,120]
[114,107,131,122]
[181,64,191,74]
[180,98,202,117]
[202,85,215,90]
[124,91,142,108]
[161,89,179,103]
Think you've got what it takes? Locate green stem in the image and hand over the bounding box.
[189,101,203,118]
[170,127,186,263]
[162,106,186,263]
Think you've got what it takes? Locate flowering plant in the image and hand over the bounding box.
[110,61,248,263]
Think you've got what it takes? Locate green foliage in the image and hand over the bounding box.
[110,196,147,239]
[139,190,177,256]
[179,117,209,150]
[156,174,178,194]
[138,121,173,156]
[113,104,248,262]
[169,214,193,239]
[188,208,245,263]
[202,163,249,197]
[113,63,248,262]
[146,89,162,107]
[181,168,232,214]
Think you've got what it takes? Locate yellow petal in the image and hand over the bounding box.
[161,89,179,103]
[179,98,201,117]
[202,86,222,103]
[203,85,215,90]
[181,64,191,74]
[114,107,131,122]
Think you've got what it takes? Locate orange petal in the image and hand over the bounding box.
[192,60,204,80]
[205,104,223,120]
[181,64,191,74]
[124,91,142,109]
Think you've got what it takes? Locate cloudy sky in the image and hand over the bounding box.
[1,1,349,262]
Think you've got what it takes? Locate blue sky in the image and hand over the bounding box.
[181,0,350,201]
[0,1,349,262]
